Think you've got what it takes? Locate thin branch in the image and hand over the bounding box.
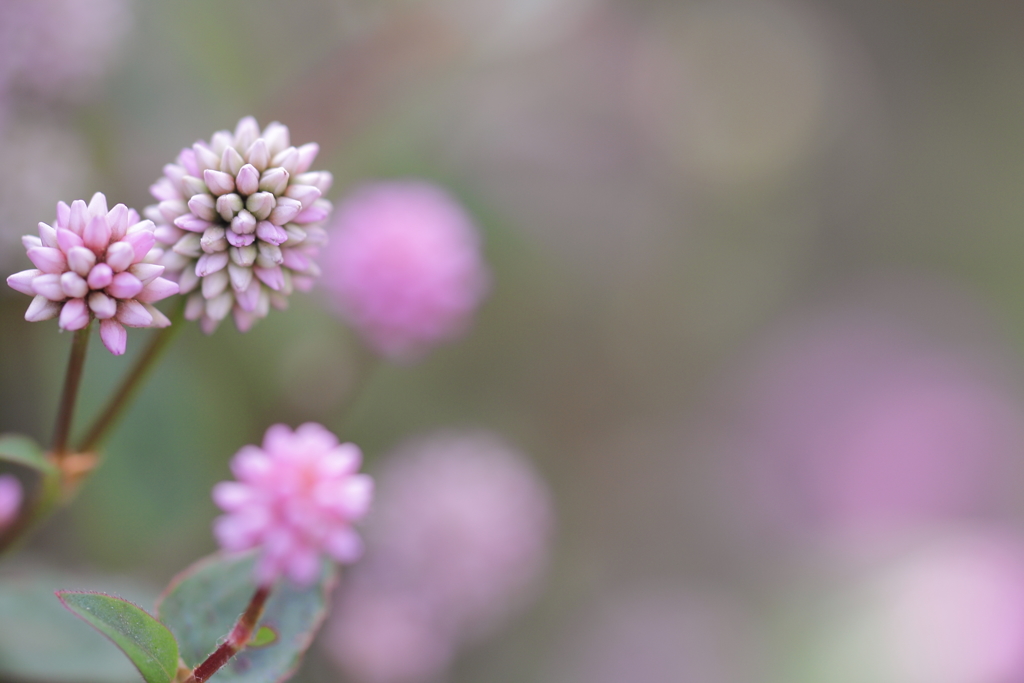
[50,325,92,458]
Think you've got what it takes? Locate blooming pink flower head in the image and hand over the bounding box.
[212,423,373,587]
[0,474,22,532]
[6,192,179,355]
[325,431,552,683]
[147,117,332,334]
[322,181,491,362]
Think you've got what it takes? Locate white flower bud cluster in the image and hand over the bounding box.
[147,117,332,333]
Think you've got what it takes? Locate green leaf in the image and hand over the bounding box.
[57,591,179,683]
[157,551,336,683]
[0,434,55,475]
[0,567,158,682]
[249,626,278,648]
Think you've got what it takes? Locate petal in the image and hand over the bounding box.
[25,295,61,322]
[7,269,42,296]
[283,183,321,208]
[123,230,156,262]
[68,199,88,235]
[254,265,284,291]
[271,147,300,175]
[228,263,253,292]
[87,192,108,218]
[107,204,130,241]
[203,169,236,196]
[245,138,270,172]
[105,242,135,272]
[294,143,320,175]
[106,272,144,299]
[136,277,178,303]
[99,319,127,355]
[38,222,59,248]
[268,197,302,226]
[32,274,66,301]
[255,221,287,245]
[60,272,89,299]
[144,304,172,328]
[285,546,321,586]
[58,299,91,331]
[258,167,289,195]
[231,210,257,235]
[67,246,97,277]
[127,263,165,285]
[201,269,230,299]
[196,251,229,277]
[115,300,154,327]
[27,247,66,274]
[235,277,261,311]
[88,292,117,319]
[87,263,114,289]
[56,228,83,252]
[211,481,255,512]
[262,122,290,155]
[323,527,363,564]
[231,445,272,481]
[83,214,112,254]
[235,164,260,196]
[173,213,213,233]
[232,307,256,332]
[55,201,71,229]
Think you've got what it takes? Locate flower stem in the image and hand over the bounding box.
[186,585,271,683]
[77,300,185,454]
[50,325,92,458]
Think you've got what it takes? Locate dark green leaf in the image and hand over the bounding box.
[157,551,335,683]
[57,591,179,683]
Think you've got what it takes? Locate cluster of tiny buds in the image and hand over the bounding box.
[148,117,332,334]
[6,192,177,354]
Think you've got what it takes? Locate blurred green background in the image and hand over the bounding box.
[4,1,1024,682]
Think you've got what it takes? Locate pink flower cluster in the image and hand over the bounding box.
[148,117,332,334]
[212,423,373,587]
[322,181,490,361]
[324,431,552,683]
[6,192,178,354]
[0,475,22,532]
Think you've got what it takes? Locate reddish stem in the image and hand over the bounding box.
[186,585,271,683]
[51,325,91,458]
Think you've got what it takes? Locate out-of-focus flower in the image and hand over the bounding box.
[0,475,22,531]
[324,430,552,683]
[212,423,373,587]
[0,0,132,106]
[724,293,1024,547]
[6,192,178,355]
[322,181,490,362]
[794,529,1024,683]
[147,117,332,334]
